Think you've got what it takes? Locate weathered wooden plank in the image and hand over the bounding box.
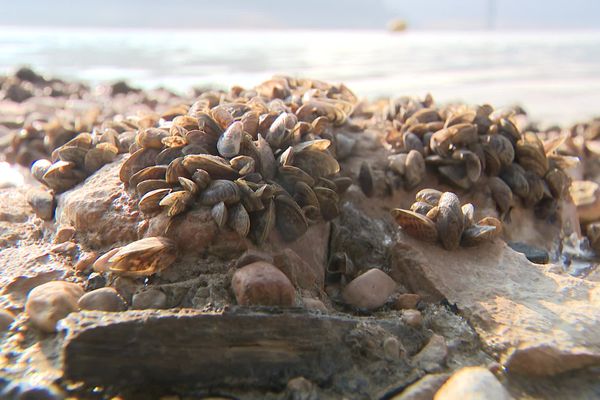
[61,308,420,389]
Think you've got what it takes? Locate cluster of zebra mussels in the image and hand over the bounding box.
[392,189,502,250]
[117,77,356,244]
[384,97,571,219]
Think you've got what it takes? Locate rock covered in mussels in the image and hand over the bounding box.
[383,97,570,218]
[117,77,355,246]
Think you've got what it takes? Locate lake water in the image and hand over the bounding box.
[1,27,600,125]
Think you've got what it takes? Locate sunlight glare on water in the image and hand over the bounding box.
[1,28,599,124]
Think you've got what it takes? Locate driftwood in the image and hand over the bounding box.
[61,307,424,390]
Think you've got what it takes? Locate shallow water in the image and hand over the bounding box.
[1,28,600,124]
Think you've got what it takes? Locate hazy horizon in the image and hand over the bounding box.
[3,0,600,30]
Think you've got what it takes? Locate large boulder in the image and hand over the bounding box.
[391,235,600,376]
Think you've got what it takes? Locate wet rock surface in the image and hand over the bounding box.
[392,236,600,376]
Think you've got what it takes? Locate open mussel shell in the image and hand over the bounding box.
[159,190,192,217]
[108,236,177,277]
[129,165,167,189]
[136,179,170,197]
[391,208,438,242]
[139,188,172,214]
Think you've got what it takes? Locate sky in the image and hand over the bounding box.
[2,0,600,30]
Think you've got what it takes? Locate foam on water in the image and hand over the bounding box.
[1,27,600,125]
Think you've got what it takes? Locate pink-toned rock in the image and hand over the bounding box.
[57,158,140,248]
[341,268,397,310]
[395,293,421,310]
[392,236,600,376]
[434,367,512,400]
[54,225,76,244]
[274,248,324,294]
[25,281,84,332]
[78,288,126,312]
[232,261,296,306]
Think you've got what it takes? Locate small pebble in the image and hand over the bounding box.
[285,376,317,400]
[50,241,78,257]
[25,281,84,333]
[403,309,423,328]
[85,272,106,291]
[0,310,15,332]
[53,225,76,244]
[341,268,397,310]
[395,293,421,310]
[507,241,549,264]
[112,276,139,303]
[78,288,127,312]
[131,288,167,309]
[74,252,98,273]
[232,261,295,306]
[26,187,55,221]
